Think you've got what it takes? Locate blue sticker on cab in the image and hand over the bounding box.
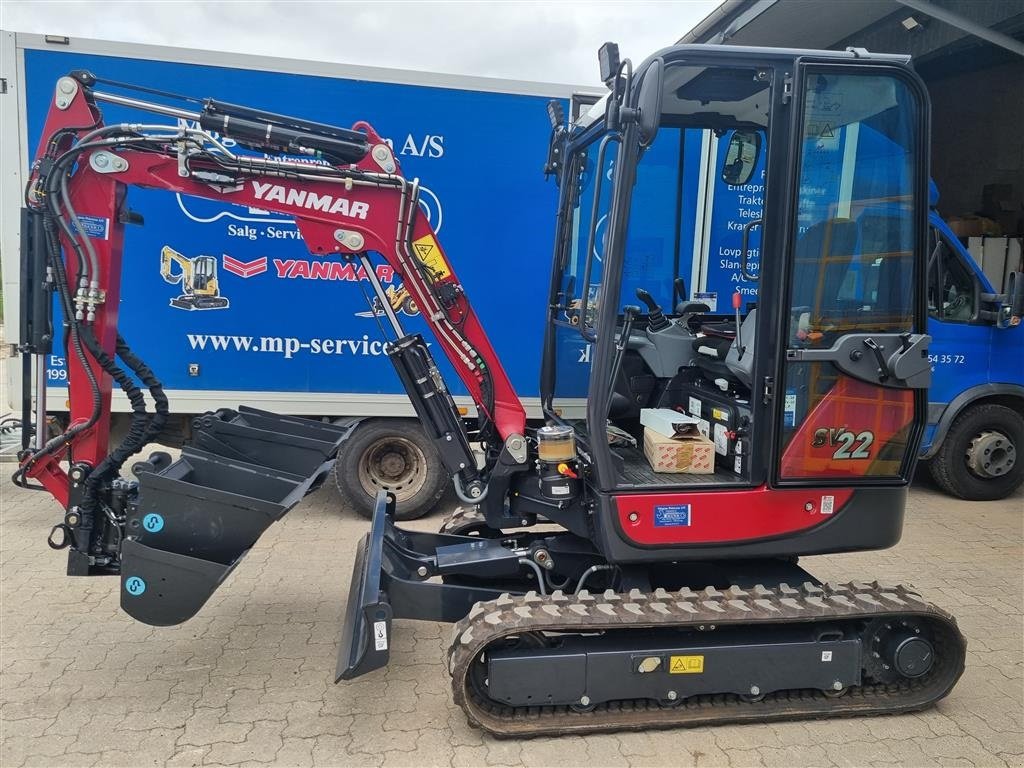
[654,505,691,527]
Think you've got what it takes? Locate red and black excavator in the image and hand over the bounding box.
[16,42,966,737]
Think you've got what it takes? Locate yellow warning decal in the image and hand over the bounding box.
[712,408,728,421]
[411,233,451,280]
[669,655,705,674]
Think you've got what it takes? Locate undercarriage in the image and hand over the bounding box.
[339,494,966,737]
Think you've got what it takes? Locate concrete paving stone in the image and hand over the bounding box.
[757,743,830,767]
[723,747,767,767]
[166,744,212,767]
[0,714,55,738]
[0,734,78,768]
[222,687,293,725]
[517,734,589,766]
[346,713,420,755]
[281,700,355,739]
[2,479,1021,767]
[274,736,315,767]
[202,719,286,765]
[451,744,494,767]
[485,736,525,766]
[382,729,457,767]
[179,707,253,747]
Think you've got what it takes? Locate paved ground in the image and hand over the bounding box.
[1,471,1022,768]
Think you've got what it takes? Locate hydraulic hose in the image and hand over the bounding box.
[453,474,489,505]
[574,564,615,594]
[14,213,102,489]
[116,336,169,446]
[78,327,150,513]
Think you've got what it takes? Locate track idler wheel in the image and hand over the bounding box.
[864,618,935,683]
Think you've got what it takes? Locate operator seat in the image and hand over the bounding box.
[692,309,757,389]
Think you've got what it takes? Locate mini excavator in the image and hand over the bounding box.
[159,245,229,310]
[16,43,966,737]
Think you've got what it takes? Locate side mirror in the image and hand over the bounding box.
[636,58,663,147]
[721,130,761,186]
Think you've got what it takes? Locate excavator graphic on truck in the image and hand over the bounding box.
[356,282,420,319]
[21,42,1023,735]
[159,245,230,310]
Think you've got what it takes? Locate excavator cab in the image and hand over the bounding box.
[191,255,217,291]
[543,45,932,529]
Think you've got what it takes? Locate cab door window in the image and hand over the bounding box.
[780,70,924,481]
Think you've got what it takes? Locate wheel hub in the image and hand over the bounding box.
[966,430,1016,478]
[378,451,408,478]
[358,436,428,503]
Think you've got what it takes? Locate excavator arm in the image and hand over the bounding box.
[16,71,527,617]
[159,245,190,286]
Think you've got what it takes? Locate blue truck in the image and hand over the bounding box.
[2,32,1021,511]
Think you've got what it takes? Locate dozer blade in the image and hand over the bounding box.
[120,408,352,626]
[336,490,394,681]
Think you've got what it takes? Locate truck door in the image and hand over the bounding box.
[774,65,931,483]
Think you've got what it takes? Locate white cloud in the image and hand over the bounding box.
[2,0,721,85]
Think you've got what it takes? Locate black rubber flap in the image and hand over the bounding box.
[336,491,394,681]
[132,447,325,564]
[119,538,239,626]
[192,406,352,477]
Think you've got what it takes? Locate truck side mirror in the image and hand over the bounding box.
[721,130,761,186]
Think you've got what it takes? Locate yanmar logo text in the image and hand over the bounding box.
[251,181,370,220]
[273,259,396,283]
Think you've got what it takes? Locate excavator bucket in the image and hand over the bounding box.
[119,408,353,625]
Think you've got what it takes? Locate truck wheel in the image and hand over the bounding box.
[929,403,1023,501]
[333,420,446,520]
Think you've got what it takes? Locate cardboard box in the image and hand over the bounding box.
[947,215,1001,239]
[643,427,715,474]
[640,408,699,438]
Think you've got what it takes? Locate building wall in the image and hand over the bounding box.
[926,58,1024,224]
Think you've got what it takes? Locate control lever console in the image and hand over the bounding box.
[635,288,671,332]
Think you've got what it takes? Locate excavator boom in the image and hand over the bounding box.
[19,71,525,510]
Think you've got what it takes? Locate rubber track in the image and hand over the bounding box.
[447,581,966,738]
[438,506,487,535]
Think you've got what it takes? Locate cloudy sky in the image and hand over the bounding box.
[2,1,722,85]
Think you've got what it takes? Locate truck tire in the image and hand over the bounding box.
[333,420,447,520]
[928,403,1023,501]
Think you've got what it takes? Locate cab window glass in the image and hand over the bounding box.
[558,138,619,334]
[789,72,919,345]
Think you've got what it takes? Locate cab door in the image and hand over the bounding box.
[774,63,932,484]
